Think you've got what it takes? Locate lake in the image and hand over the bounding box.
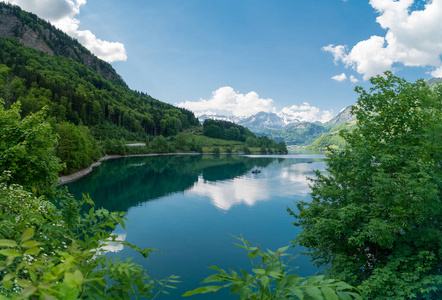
[65,153,326,299]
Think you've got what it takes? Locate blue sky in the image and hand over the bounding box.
[4,0,442,122]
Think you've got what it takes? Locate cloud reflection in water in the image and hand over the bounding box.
[188,161,317,211]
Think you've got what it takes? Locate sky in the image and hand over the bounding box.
[2,0,442,122]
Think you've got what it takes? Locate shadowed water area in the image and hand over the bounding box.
[65,153,325,299]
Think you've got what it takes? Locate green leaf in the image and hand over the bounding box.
[0,249,21,258]
[21,240,43,248]
[336,292,352,300]
[201,273,225,284]
[306,286,323,299]
[24,247,41,256]
[321,286,338,300]
[41,292,58,300]
[261,275,270,288]
[2,273,15,285]
[21,228,35,243]
[6,256,15,266]
[0,239,18,247]
[64,270,84,288]
[248,250,258,260]
[19,286,38,298]
[182,285,223,296]
[253,268,266,275]
[277,246,290,253]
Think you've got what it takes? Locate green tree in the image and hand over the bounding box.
[174,133,188,151]
[150,135,171,153]
[0,101,63,196]
[246,137,256,147]
[276,141,288,153]
[290,72,442,298]
[56,122,102,174]
[203,124,223,139]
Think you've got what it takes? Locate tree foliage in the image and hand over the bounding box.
[0,35,198,142]
[0,101,63,196]
[0,101,179,298]
[0,174,179,299]
[203,119,255,142]
[290,72,442,298]
[184,235,361,299]
[56,122,103,174]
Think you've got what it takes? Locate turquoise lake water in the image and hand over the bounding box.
[65,153,326,299]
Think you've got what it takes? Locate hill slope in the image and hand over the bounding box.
[0,3,199,140]
[0,3,200,173]
[0,3,121,82]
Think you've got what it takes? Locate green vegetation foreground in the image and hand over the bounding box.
[290,72,442,298]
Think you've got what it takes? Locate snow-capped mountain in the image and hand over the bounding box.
[237,112,289,131]
[198,111,304,131]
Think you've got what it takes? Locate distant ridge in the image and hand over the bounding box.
[426,77,442,88]
[322,106,355,131]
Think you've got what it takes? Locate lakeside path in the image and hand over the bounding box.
[58,153,202,185]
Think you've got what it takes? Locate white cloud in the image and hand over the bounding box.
[1,0,127,63]
[176,86,275,117]
[280,102,333,123]
[331,73,347,82]
[323,0,442,79]
[176,87,333,123]
[350,75,359,83]
[432,66,442,78]
[322,44,348,65]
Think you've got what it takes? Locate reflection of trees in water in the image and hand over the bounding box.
[65,155,279,212]
[202,157,274,182]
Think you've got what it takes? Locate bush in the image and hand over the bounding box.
[0,173,179,298]
[0,101,63,197]
[290,72,442,298]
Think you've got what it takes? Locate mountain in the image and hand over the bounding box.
[323,105,355,130]
[0,3,121,82]
[197,108,355,146]
[198,113,237,123]
[256,122,327,146]
[0,2,198,139]
[236,111,289,131]
[0,3,200,173]
[426,78,442,88]
[245,107,356,146]
[198,111,302,131]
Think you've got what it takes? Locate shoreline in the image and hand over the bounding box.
[57,152,203,185]
[58,151,289,185]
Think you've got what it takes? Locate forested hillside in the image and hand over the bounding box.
[0,3,200,173]
[0,38,198,138]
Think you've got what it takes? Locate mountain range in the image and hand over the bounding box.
[198,106,355,146]
[198,110,304,131]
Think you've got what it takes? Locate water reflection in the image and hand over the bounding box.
[65,154,324,213]
[99,233,126,254]
[189,159,319,210]
[64,154,326,300]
